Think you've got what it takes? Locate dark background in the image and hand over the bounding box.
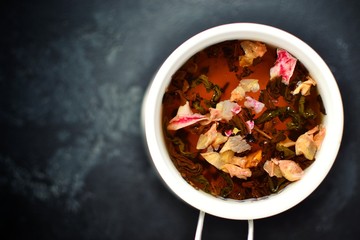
[1,0,359,239]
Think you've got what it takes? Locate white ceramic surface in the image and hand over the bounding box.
[141,23,343,220]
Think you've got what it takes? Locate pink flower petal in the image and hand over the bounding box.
[244,96,265,114]
[167,101,208,130]
[225,129,233,137]
[245,120,254,133]
[270,49,297,85]
[209,100,241,122]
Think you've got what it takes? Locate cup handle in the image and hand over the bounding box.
[194,211,254,240]
[194,210,206,240]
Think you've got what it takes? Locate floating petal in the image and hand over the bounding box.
[196,123,218,150]
[263,159,283,178]
[209,100,241,122]
[221,164,252,179]
[220,135,251,153]
[167,101,208,130]
[244,96,265,114]
[292,76,317,96]
[295,125,325,160]
[230,79,260,102]
[277,160,304,181]
[239,41,267,67]
[270,49,297,85]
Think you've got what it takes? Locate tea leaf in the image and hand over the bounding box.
[276,143,295,158]
[190,74,223,107]
[219,172,234,197]
[254,107,285,124]
[299,96,316,119]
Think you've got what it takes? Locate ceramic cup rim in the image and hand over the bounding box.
[141,23,343,220]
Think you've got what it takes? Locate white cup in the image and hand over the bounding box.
[141,23,343,220]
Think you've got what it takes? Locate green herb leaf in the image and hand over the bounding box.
[299,96,317,119]
[219,172,234,197]
[191,175,211,193]
[254,107,285,125]
[276,143,295,158]
[190,74,223,107]
[229,115,247,135]
[192,94,207,114]
[171,137,195,158]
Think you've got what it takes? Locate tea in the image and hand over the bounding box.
[162,40,325,200]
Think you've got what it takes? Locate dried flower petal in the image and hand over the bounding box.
[201,148,254,180]
[240,79,260,92]
[263,159,283,178]
[314,125,326,149]
[270,49,297,85]
[196,123,218,150]
[209,100,241,122]
[264,158,303,181]
[230,84,246,102]
[167,101,208,130]
[244,96,265,114]
[222,164,252,179]
[224,129,233,137]
[245,120,254,133]
[230,79,260,102]
[295,125,325,160]
[220,135,251,153]
[212,133,229,150]
[243,150,262,168]
[277,160,304,181]
[292,76,317,96]
[239,41,267,67]
[295,133,317,160]
[200,151,222,169]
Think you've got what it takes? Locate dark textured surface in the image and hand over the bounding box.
[0,0,359,239]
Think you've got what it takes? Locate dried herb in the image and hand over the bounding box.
[166,140,203,177]
[276,143,295,158]
[265,76,298,103]
[259,90,275,109]
[283,81,298,103]
[174,154,202,176]
[255,107,285,125]
[222,42,240,72]
[219,172,234,197]
[266,77,283,99]
[192,94,207,114]
[190,74,223,107]
[268,177,288,193]
[237,67,253,79]
[229,115,248,135]
[282,107,303,125]
[171,137,195,158]
[255,106,306,131]
[299,96,316,119]
[191,175,211,193]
